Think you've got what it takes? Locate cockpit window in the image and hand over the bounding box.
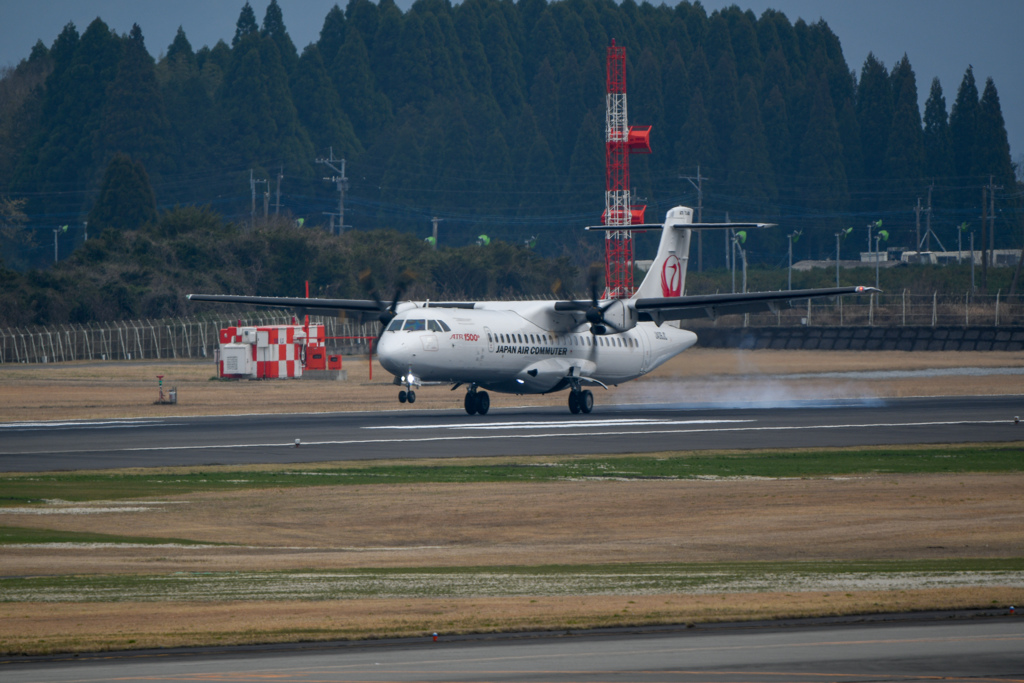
[402,319,426,331]
[427,320,443,332]
[386,319,403,332]
[439,320,451,332]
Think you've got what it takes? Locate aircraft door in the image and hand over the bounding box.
[639,326,652,374]
[484,326,494,353]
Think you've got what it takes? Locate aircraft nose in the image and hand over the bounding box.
[376,332,410,375]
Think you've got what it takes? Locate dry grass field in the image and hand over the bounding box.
[1,348,1022,654]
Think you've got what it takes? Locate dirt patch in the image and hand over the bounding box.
[0,349,1021,422]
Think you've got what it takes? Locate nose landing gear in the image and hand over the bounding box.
[398,369,418,404]
[464,386,490,415]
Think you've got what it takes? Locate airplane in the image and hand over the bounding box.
[188,206,877,415]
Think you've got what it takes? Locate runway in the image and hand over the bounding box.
[1,395,1020,472]
[3,615,1021,682]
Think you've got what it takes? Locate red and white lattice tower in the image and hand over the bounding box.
[602,40,650,298]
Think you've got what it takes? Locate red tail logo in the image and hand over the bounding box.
[661,255,682,297]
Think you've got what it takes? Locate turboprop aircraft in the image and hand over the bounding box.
[188,206,876,415]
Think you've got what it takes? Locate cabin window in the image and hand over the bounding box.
[486,331,492,342]
[403,320,426,331]
[518,334,523,343]
[387,319,403,332]
[530,334,536,343]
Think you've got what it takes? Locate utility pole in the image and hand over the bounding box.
[682,165,705,271]
[925,183,933,251]
[970,231,976,293]
[83,221,88,242]
[725,212,731,275]
[316,148,349,235]
[835,232,840,286]
[53,227,59,263]
[981,185,988,292]
[786,230,801,291]
[274,167,283,215]
[730,229,736,293]
[914,197,922,252]
[431,217,442,249]
[988,175,999,254]
[249,169,267,230]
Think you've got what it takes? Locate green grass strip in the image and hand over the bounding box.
[1,444,1021,506]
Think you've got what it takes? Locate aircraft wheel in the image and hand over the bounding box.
[580,389,594,414]
[464,392,478,415]
[398,390,408,404]
[568,391,581,414]
[476,391,490,415]
[407,390,416,404]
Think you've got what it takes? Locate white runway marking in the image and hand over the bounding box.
[9,418,1009,456]
[0,419,164,430]
[364,418,754,431]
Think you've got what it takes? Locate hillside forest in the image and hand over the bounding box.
[0,0,1021,326]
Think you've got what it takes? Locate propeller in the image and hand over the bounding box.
[359,268,414,348]
[552,267,635,335]
[583,265,626,335]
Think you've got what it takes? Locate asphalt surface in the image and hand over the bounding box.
[3,615,1021,682]
[1,395,1021,472]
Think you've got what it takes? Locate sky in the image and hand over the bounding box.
[1,0,1021,161]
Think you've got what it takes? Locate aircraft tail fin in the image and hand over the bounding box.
[584,208,774,300]
[632,206,695,300]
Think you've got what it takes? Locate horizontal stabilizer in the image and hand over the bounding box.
[585,222,775,231]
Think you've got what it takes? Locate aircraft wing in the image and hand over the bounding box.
[634,286,878,322]
[186,293,382,313]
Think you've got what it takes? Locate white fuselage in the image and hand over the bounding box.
[377,300,696,395]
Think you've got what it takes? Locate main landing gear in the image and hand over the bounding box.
[464,387,490,415]
[568,389,594,414]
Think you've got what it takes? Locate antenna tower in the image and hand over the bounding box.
[602,41,650,298]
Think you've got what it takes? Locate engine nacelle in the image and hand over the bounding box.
[595,299,637,334]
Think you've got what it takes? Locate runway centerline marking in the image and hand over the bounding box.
[3,419,1011,456]
[364,418,754,431]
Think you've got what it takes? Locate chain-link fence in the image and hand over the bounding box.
[0,314,377,364]
[688,291,1024,329]
[2,292,1021,364]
